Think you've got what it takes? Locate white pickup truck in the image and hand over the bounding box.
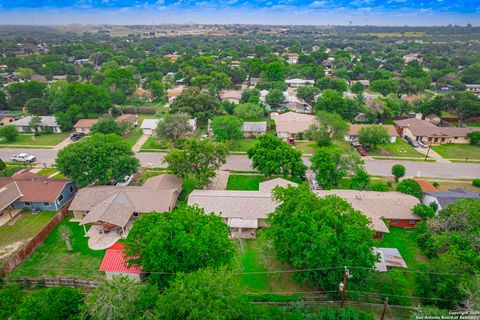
[10,153,37,162]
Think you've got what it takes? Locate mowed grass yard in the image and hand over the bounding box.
[13,214,106,279]
[0,132,71,146]
[228,138,258,153]
[226,174,303,191]
[368,139,424,158]
[432,144,480,160]
[0,210,57,251]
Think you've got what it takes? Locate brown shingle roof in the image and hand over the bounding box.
[73,119,98,129]
[0,182,22,211]
[271,112,317,134]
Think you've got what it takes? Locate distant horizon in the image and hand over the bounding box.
[0,0,478,26]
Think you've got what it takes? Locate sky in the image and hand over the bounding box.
[0,0,479,26]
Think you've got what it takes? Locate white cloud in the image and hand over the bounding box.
[310,1,327,8]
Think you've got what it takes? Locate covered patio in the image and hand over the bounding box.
[86,222,132,250]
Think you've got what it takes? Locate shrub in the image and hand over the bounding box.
[369,181,391,192]
[473,179,480,187]
[433,181,439,187]
[467,131,480,145]
[412,203,435,219]
[396,179,423,199]
[391,164,406,182]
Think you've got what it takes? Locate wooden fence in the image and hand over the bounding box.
[1,203,71,275]
[2,276,101,289]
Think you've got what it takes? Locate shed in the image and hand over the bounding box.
[99,242,143,281]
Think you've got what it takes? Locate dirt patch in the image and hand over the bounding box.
[0,241,24,260]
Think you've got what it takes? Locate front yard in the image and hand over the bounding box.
[226,174,303,191]
[123,129,143,148]
[13,214,106,279]
[0,210,57,259]
[227,138,258,153]
[368,139,424,158]
[0,132,71,147]
[432,144,480,160]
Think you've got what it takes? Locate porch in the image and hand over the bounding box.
[85,222,133,250]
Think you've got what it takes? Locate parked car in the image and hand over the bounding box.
[287,137,295,145]
[362,144,371,152]
[408,139,420,147]
[70,132,85,141]
[10,153,36,162]
[417,140,429,148]
[116,175,133,187]
[356,148,368,156]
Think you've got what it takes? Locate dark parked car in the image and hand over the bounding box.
[70,132,85,141]
[356,148,367,156]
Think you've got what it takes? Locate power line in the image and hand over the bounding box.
[1,212,47,245]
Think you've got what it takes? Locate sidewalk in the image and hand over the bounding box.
[132,134,149,153]
[52,136,74,151]
[414,147,450,163]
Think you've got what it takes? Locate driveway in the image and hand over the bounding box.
[52,136,74,151]
[132,134,149,152]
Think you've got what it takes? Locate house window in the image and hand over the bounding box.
[133,212,139,217]
[391,219,398,224]
[58,194,64,202]
[43,202,50,207]
[25,202,31,207]
[409,220,416,225]
[69,186,74,193]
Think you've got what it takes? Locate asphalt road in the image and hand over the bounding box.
[1,148,479,179]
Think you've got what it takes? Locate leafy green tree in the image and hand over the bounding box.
[351,82,365,94]
[91,116,123,136]
[305,111,348,146]
[297,86,320,105]
[0,125,19,142]
[83,276,158,320]
[369,180,391,192]
[316,77,348,92]
[0,159,6,172]
[351,168,371,190]
[16,67,34,81]
[357,125,390,151]
[445,91,480,125]
[164,139,228,188]
[146,80,166,101]
[267,185,377,290]
[461,63,480,84]
[170,87,222,123]
[247,134,306,179]
[0,90,8,109]
[104,67,137,103]
[391,164,406,182]
[211,115,243,141]
[396,179,423,199]
[125,206,233,286]
[56,134,139,188]
[310,147,362,189]
[468,131,480,145]
[233,103,264,120]
[265,89,285,107]
[15,287,83,320]
[314,89,359,120]
[370,79,401,96]
[156,268,251,320]
[6,81,47,108]
[0,284,23,320]
[412,203,435,219]
[28,115,42,134]
[156,113,193,145]
[62,82,111,117]
[25,98,50,115]
[240,88,260,103]
[262,61,286,82]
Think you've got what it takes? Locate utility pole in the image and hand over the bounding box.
[339,266,351,308]
[380,297,389,320]
[424,145,431,161]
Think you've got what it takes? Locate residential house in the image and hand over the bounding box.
[352,80,370,88]
[188,178,298,238]
[0,171,76,212]
[415,180,439,193]
[167,85,185,103]
[345,124,398,143]
[0,182,22,221]
[117,114,138,128]
[270,112,317,139]
[313,190,420,239]
[0,111,17,126]
[403,53,422,64]
[140,118,196,136]
[73,119,98,134]
[243,122,267,138]
[249,77,261,88]
[422,189,480,213]
[99,242,143,281]
[394,118,478,145]
[286,53,298,64]
[69,174,182,249]
[285,79,315,88]
[12,116,62,133]
[133,88,153,102]
[219,90,243,104]
[466,84,480,94]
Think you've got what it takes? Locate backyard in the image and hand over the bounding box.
[0,132,71,147]
[13,214,106,279]
[432,144,480,160]
[0,210,57,259]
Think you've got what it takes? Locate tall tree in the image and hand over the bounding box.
[314,89,360,120]
[247,134,306,179]
[210,115,243,142]
[56,134,139,188]
[267,185,377,290]
[170,87,222,124]
[91,116,124,136]
[164,138,228,188]
[156,113,194,145]
[125,206,233,286]
[358,125,390,151]
[6,81,47,108]
[233,103,264,120]
[265,89,285,107]
[306,111,349,146]
[25,98,51,115]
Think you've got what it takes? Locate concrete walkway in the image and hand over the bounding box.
[132,134,149,152]
[52,136,74,151]
[414,147,450,163]
[207,170,230,190]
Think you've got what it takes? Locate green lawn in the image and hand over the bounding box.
[368,139,423,158]
[0,210,57,248]
[233,231,305,294]
[226,175,266,190]
[141,137,170,150]
[294,139,351,155]
[123,129,142,148]
[178,179,196,203]
[13,215,106,279]
[228,138,258,153]
[37,168,58,177]
[432,144,480,160]
[0,132,71,146]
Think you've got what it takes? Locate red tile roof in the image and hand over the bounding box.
[415,179,439,193]
[99,242,142,274]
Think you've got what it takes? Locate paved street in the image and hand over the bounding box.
[1,149,479,179]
